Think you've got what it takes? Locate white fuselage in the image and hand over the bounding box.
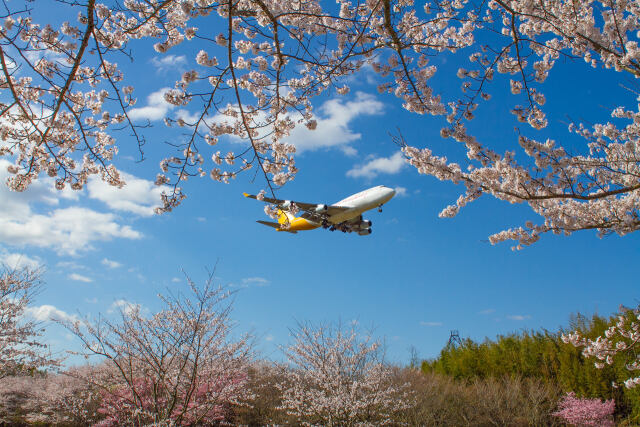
[326,185,396,224]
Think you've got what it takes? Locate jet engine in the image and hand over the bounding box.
[360,220,372,228]
[315,204,328,213]
[358,228,372,236]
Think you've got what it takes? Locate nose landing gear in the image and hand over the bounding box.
[377,205,383,213]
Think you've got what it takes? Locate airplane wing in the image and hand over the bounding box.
[243,192,350,217]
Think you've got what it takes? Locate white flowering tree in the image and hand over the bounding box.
[563,306,640,390]
[278,321,412,426]
[63,271,253,426]
[2,0,640,246]
[0,265,57,378]
[0,365,105,424]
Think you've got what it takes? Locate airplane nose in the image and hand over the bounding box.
[382,187,396,201]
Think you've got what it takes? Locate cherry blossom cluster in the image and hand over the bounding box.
[3,0,640,243]
[562,306,640,389]
[395,0,640,247]
[0,365,106,424]
[552,392,615,427]
[148,0,371,208]
[278,321,413,425]
[0,0,149,194]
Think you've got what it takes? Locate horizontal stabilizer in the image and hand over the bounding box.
[256,220,298,233]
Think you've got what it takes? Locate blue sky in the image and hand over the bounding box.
[2,5,640,365]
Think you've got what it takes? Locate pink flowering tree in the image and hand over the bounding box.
[3,0,640,245]
[278,321,413,426]
[62,271,253,426]
[552,392,615,427]
[563,306,640,390]
[94,371,247,426]
[0,265,57,378]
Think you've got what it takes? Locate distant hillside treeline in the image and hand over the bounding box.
[422,312,640,422]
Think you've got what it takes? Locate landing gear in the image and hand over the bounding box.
[322,220,329,229]
[378,205,383,213]
[329,225,336,231]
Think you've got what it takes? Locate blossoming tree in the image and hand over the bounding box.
[278,321,412,425]
[0,265,57,378]
[552,392,615,427]
[2,0,640,246]
[563,305,640,390]
[63,271,253,425]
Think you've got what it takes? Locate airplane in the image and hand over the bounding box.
[243,185,396,235]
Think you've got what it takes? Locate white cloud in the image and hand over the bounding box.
[101,258,122,269]
[284,92,384,153]
[25,304,77,322]
[171,277,181,283]
[242,277,269,287]
[341,146,358,156]
[507,314,531,321]
[56,261,91,272]
[24,50,66,69]
[265,334,274,342]
[2,56,16,71]
[87,172,164,217]
[420,321,443,327]
[342,62,379,86]
[394,186,408,197]
[204,92,383,154]
[346,151,406,179]
[196,217,206,222]
[0,206,141,255]
[151,55,187,73]
[68,273,93,283]
[0,161,78,220]
[0,250,42,269]
[109,299,142,316]
[128,88,174,121]
[479,308,495,315]
[0,160,143,256]
[175,109,200,124]
[84,297,98,304]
